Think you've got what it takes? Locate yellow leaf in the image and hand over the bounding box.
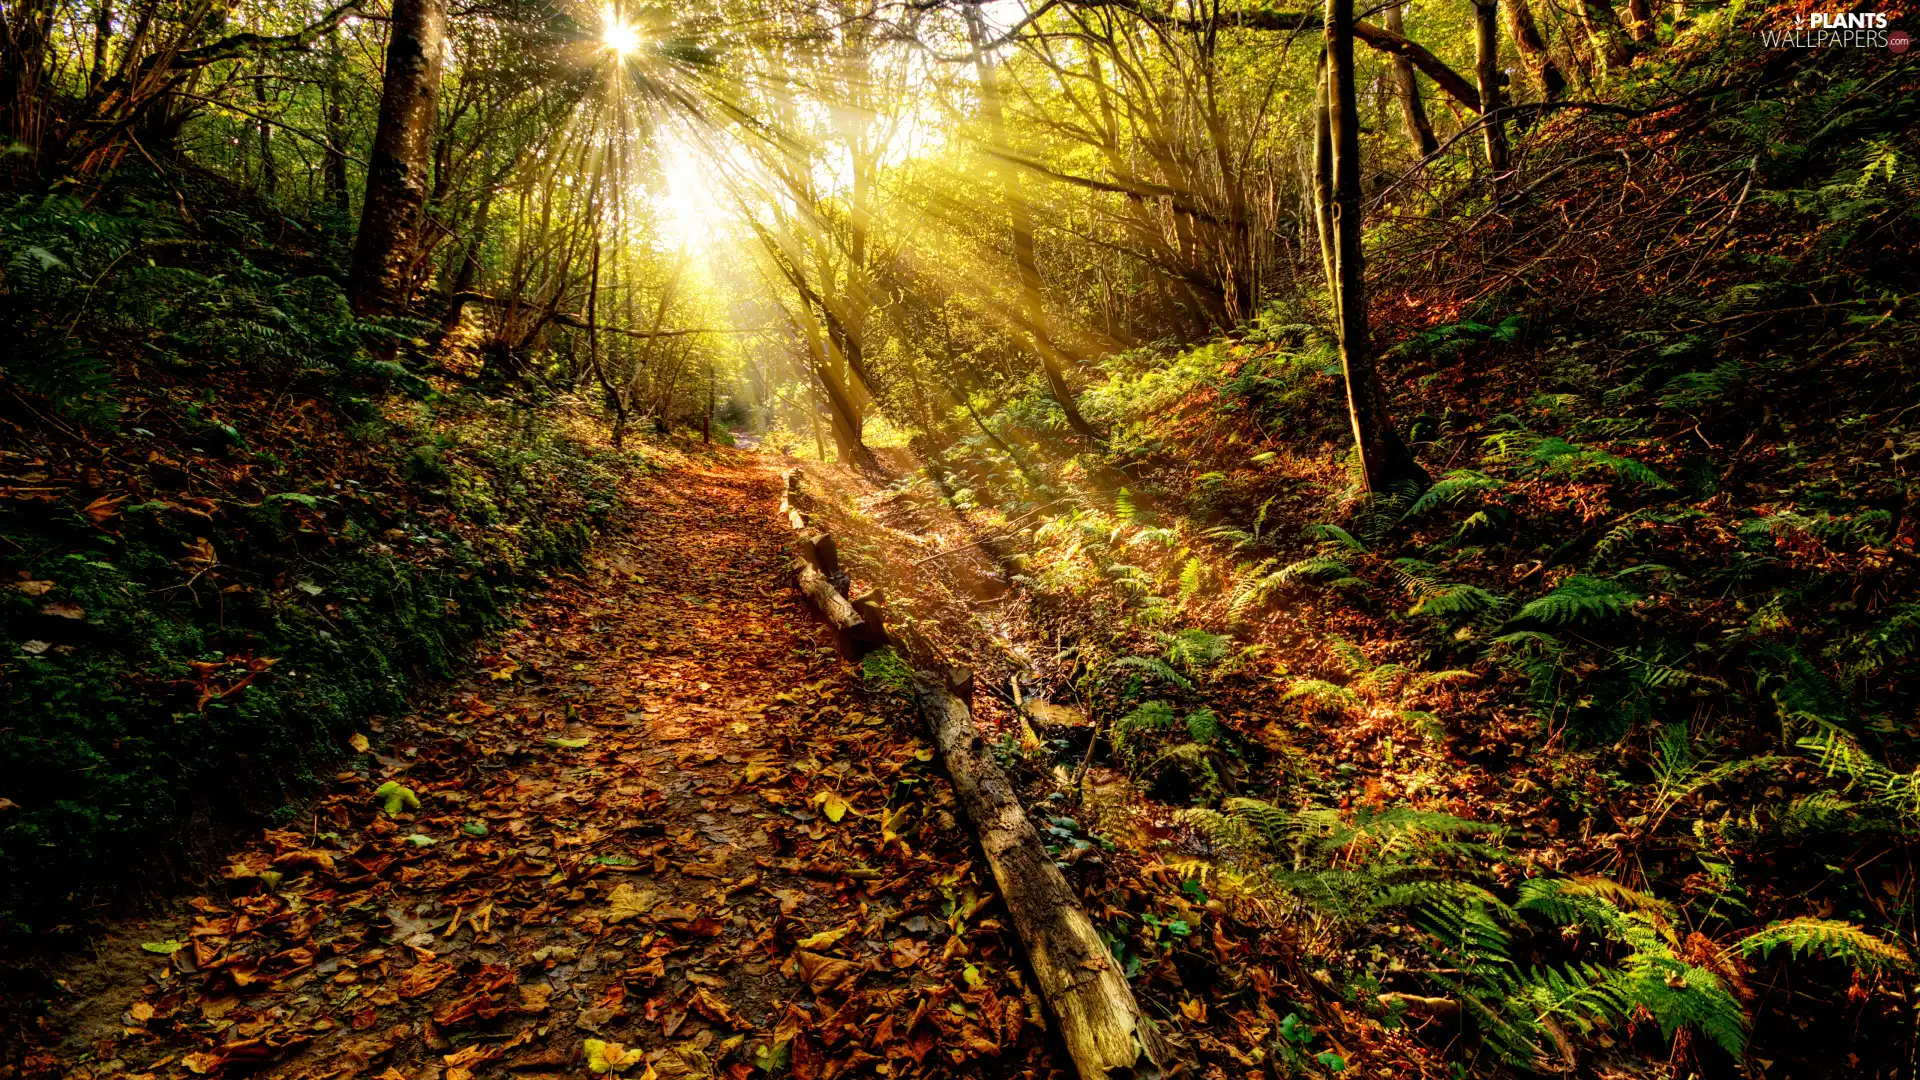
[605,883,662,924]
[744,760,780,783]
[544,736,590,749]
[348,733,370,753]
[140,940,186,955]
[812,790,850,823]
[586,1039,644,1074]
[796,924,853,950]
[881,805,914,842]
[487,660,520,682]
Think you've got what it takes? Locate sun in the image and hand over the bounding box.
[600,9,641,56]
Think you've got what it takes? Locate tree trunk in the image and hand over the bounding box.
[915,672,1172,1080]
[1473,0,1510,178]
[1312,56,1336,295]
[438,192,490,342]
[1576,0,1634,70]
[1324,0,1427,494]
[347,0,445,318]
[1503,0,1567,100]
[253,77,275,198]
[964,5,1101,441]
[1382,3,1438,156]
[1623,0,1656,42]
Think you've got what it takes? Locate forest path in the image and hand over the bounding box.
[24,450,1054,1080]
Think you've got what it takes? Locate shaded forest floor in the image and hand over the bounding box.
[6,450,1061,1080]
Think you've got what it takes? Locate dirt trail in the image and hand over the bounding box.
[13,450,1057,1080]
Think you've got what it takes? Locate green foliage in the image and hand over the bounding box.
[1402,469,1503,520]
[860,645,915,695]
[1514,576,1640,626]
[1107,653,1192,688]
[1736,917,1910,973]
[1112,700,1179,757]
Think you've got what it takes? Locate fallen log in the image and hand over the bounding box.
[792,554,868,640]
[915,667,1172,1080]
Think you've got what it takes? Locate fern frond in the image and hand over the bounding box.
[1515,576,1641,625]
[1281,678,1362,714]
[1404,469,1503,520]
[1107,654,1193,688]
[1736,917,1910,973]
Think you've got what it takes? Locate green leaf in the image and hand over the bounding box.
[140,939,186,955]
[752,1040,791,1072]
[374,781,420,817]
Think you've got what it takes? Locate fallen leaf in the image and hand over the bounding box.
[604,883,662,924]
[399,957,457,999]
[793,951,860,994]
[11,579,54,597]
[584,1038,644,1074]
[348,733,371,753]
[795,924,853,950]
[140,940,187,955]
[812,790,851,823]
[40,601,84,619]
[374,781,420,816]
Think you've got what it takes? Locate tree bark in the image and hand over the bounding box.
[347,0,445,317]
[965,4,1101,440]
[915,672,1172,1080]
[1503,0,1567,100]
[1382,3,1438,156]
[1623,0,1657,42]
[253,77,275,198]
[1576,0,1634,69]
[1324,0,1426,494]
[1311,56,1335,292]
[1473,0,1510,177]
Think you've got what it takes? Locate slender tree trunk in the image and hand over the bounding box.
[1382,2,1438,156]
[1324,0,1426,493]
[87,0,112,95]
[253,77,275,199]
[964,5,1100,440]
[1473,0,1510,178]
[1623,0,1656,42]
[1312,55,1336,298]
[1503,0,1567,99]
[438,192,490,342]
[1576,0,1634,70]
[347,0,446,318]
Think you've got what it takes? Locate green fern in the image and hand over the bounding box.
[1184,707,1225,745]
[1736,917,1910,973]
[1403,469,1503,520]
[1515,576,1640,625]
[1112,700,1178,757]
[1107,653,1193,688]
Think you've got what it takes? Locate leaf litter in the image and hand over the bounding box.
[16,453,1061,1080]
